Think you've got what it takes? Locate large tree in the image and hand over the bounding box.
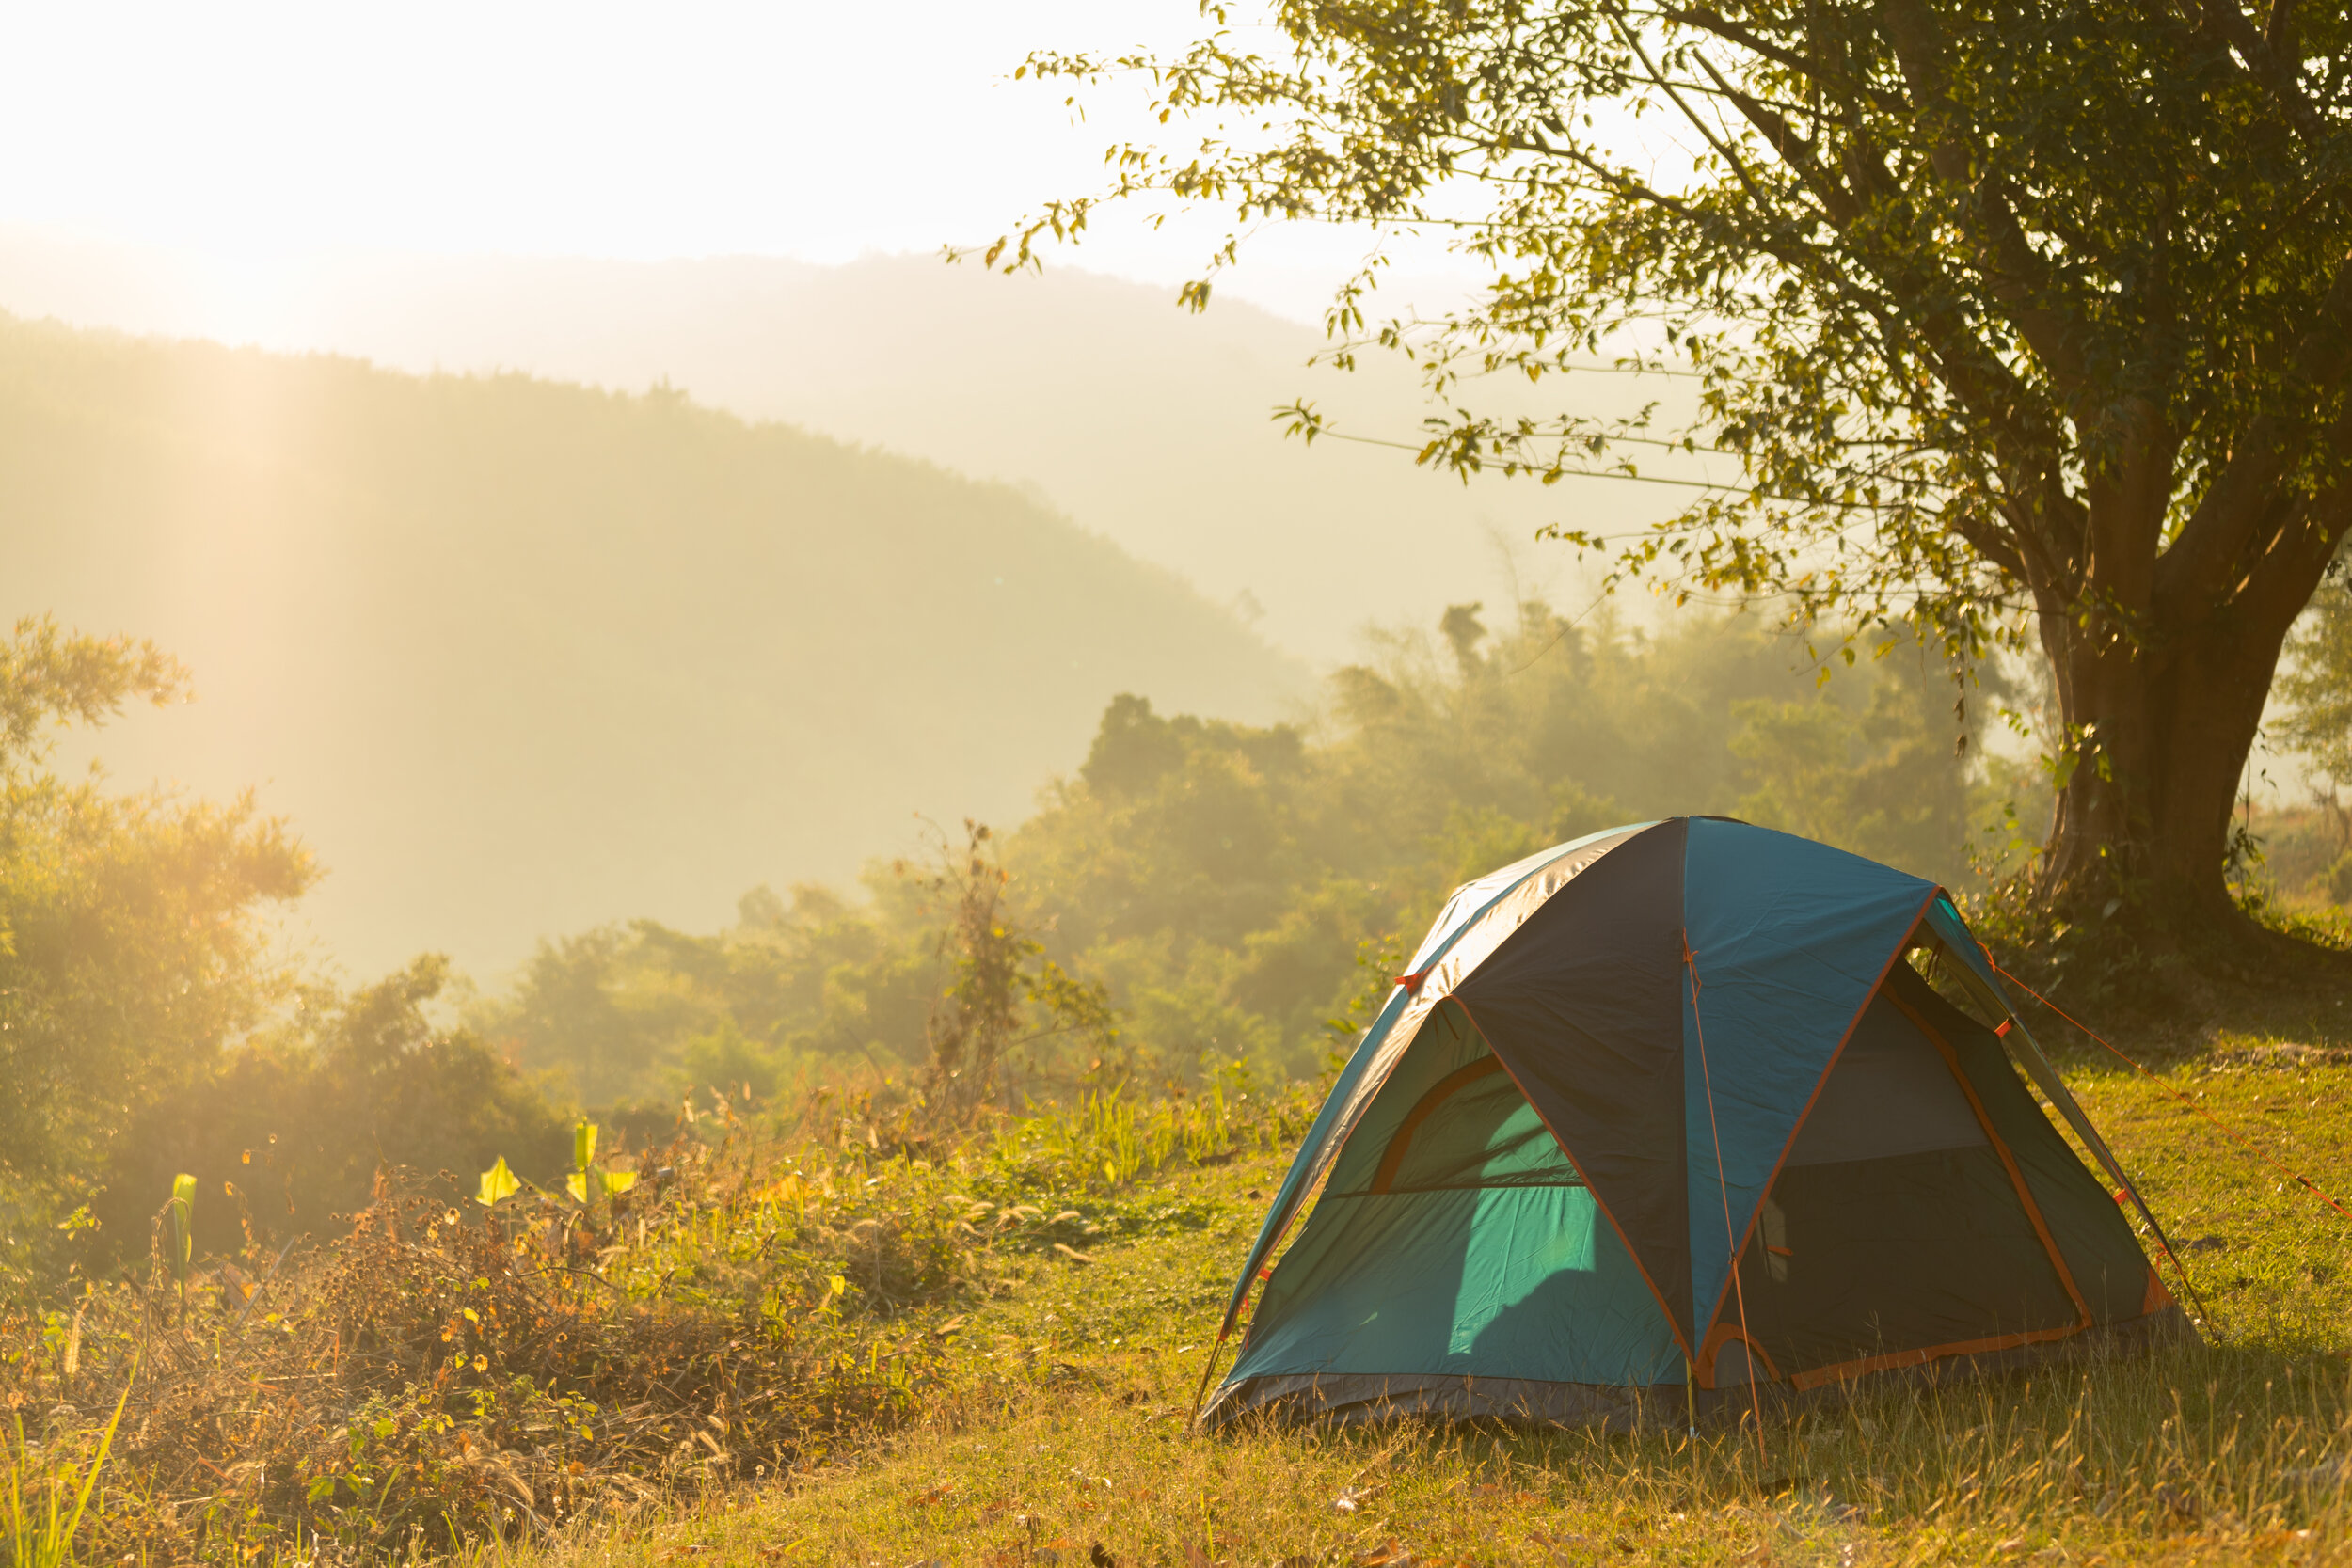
[0,618,314,1210]
[992,0,2352,937]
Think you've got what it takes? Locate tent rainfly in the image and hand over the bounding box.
[1200,817,2193,1430]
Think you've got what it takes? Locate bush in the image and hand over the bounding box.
[91,958,571,1263]
[18,1137,937,1562]
[0,1068,1314,1564]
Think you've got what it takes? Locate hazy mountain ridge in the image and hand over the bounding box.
[0,236,1680,660]
[0,311,1301,976]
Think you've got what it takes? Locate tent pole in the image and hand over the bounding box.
[1685,933,1768,1462]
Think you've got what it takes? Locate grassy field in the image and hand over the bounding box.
[456,1019,2352,1568]
[15,990,2352,1568]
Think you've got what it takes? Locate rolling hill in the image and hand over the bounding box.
[0,313,1300,977]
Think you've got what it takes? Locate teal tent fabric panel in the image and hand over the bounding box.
[1923,895,2005,999]
[1231,1183,1683,1388]
[1679,818,1937,1345]
[1321,1001,1493,1196]
[1373,1072,1583,1192]
[1216,972,1419,1335]
[1218,822,1658,1337]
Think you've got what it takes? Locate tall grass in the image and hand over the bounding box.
[997,1074,1317,1195]
[474,1053,2352,1568]
[0,1069,1315,1565]
[503,1263,2352,1568]
[4,1372,130,1568]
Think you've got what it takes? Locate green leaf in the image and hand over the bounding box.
[604,1169,638,1196]
[475,1156,519,1207]
[574,1119,598,1172]
[565,1171,590,1204]
[169,1172,196,1278]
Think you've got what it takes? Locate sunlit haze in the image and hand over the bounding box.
[0,0,2315,990]
[0,0,1464,327]
[0,6,2336,1551]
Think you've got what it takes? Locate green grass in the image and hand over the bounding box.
[4,1370,130,1568]
[18,1034,2352,1566]
[467,1053,2352,1568]
[2070,1058,2352,1349]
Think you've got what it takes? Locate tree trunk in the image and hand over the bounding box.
[2036,599,2296,936]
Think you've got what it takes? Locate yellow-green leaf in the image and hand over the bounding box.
[565,1171,589,1204]
[605,1170,638,1195]
[573,1120,598,1172]
[169,1173,196,1276]
[476,1157,519,1207]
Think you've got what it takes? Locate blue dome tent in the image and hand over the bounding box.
[1200,817,2193,1430]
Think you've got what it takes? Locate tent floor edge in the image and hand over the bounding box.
[1777,1302,2199,1401]
[1197,1307,2195,1435]
[1197,1372,1674,1434]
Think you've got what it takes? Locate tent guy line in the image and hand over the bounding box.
[1988,956,2352,1232]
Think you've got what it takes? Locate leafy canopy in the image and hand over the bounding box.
[0,618,313,1196]
[992,0,2352,661]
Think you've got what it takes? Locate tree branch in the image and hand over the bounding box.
[1656,7,1909,113]
[1687,52,1861,225]
[2224,397,2352,632]
[1944,504,2029,582]
[2155,247,2352,623]
[2196,0,2330,141]
[1878,0,2094,404]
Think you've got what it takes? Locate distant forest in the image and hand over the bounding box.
[14,522,2349,1291]
[0,310,1297,974]
[481,601,2039,1109]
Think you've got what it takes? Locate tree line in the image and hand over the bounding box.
[9,577,2350,1297]
[483,598,2026,1110]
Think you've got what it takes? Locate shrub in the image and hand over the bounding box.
[91,958,572,1261]
[0,1069,1314,1564]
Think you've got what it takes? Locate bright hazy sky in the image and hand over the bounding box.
[0,5,2312,813]
[0,1,1461,325]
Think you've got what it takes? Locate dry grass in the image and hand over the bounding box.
[485,1350,2352,1567]
[0,1078,1314,1566]
[3,1135,939,1565]
[15,1034,2352,1566]
[480,1053,2352,1568]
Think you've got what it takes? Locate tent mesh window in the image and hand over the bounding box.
[1715,961,2152,1386]
[1338,1053,1584,1196]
